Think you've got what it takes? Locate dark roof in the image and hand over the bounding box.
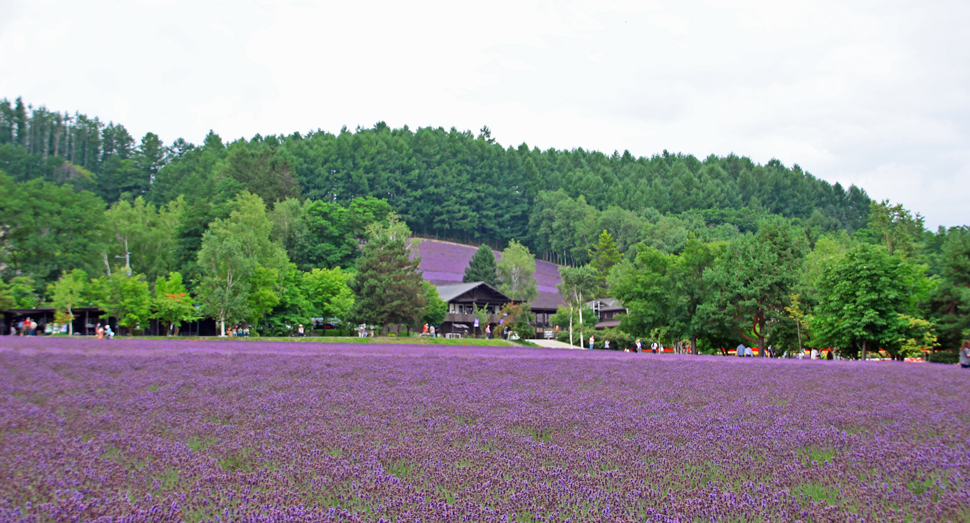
[434,281,564,312]
[435,282,511,303]
[595,319,622,329]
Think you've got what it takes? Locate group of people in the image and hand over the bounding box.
[95,323,114,339]
[421,324,438,337]
[11,318,37,336]
[227,326,250,337]
[357,324,375,338]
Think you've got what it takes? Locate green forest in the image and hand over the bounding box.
[1,96,967,355]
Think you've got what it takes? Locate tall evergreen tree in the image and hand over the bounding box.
[463,244,499,286]
[588,229,622,295]
[349,217,426,334]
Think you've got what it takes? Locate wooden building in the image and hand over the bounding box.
[435,282,512,336]
[588,298,627,330]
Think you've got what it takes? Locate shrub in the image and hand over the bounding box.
[595,328,634,351]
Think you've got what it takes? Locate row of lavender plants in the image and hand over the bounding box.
[1,337,968,522]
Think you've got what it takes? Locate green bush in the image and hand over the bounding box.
[593,328,634,351]
[556,330,584,346]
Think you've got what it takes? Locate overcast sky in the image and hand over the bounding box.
[2,0,967,228]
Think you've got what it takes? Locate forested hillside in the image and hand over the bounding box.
[1,97,870,267]
[2,96,968,352]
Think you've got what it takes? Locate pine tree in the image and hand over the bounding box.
[349,218,427,334]
[463,244,499,286]
[588,230,622,295]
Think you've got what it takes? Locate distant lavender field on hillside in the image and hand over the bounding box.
[411,239,564,309]
[2,337,968,522]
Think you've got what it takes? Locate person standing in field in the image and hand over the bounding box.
[737,344,745,357]
[604,339,610,350]
[960,340,970,369]
[635,339,642,353]
[589,335,595,350]
[485,324,491,339]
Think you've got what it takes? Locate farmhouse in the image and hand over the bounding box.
[435,282,511,336]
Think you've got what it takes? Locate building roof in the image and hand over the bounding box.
[586,298,626,312]
[435,282,510,303]
[595,319,623,329]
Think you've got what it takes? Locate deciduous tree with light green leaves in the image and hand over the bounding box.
[103,196,184,282]
[0,280,14,311]
[196,192,289,336]
[91,271,152,335]
[497,239,538,304]
[811,243,935,360]
[303,267,355,322]
[557,264,598,348]
[4,276,39,309]
[153,272,198,336]
[421,281,448,327]
[48,269,89,335]
[197,232,252,337]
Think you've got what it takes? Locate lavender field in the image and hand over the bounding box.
[411,239,564,309]
[1,337,968,522]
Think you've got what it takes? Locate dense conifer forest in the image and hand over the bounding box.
[0,97,871,260]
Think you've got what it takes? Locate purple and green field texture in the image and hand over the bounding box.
[2,337,969,522]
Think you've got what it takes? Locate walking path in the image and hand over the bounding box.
[530,339,583,350]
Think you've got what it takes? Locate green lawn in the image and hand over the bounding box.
[133,335,516,346]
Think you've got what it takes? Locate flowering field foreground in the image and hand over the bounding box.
[1,338,968,522]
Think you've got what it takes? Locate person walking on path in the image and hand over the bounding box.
[485,324,491,339]
[737,344,745,357]
[589,335,595,350]
[960,340,970,369]
[635,339,642,353]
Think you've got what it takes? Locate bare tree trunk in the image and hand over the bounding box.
[578,292,585,349]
